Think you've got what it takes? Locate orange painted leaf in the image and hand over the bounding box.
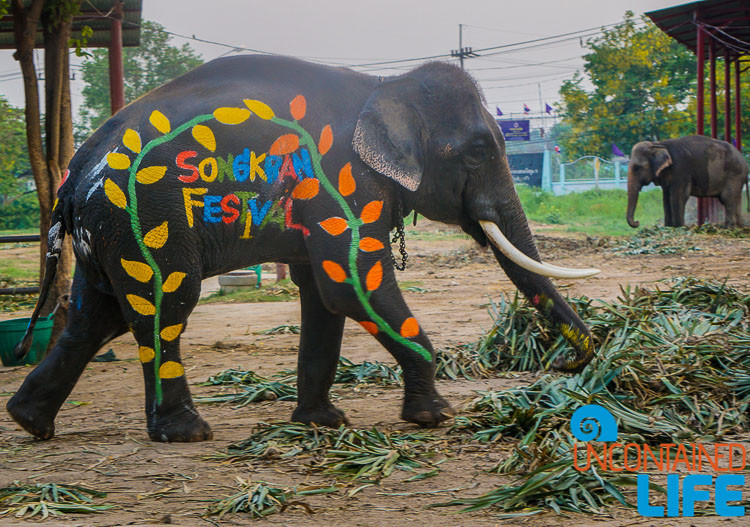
[366,261,382,291]
[290,95,306,120]
[359,237,384,252]
[359,321,378,335]
[338,163,355,196]
[318,125,333,155]
[400,317,420,338]
[360,201,383,224]
[269,134,300,156]
[319,217,349,236]
[322,260,347,283]
[292,178,319,200]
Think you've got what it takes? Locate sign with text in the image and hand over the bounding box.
[497,119,530,141]
[507,153,543,187]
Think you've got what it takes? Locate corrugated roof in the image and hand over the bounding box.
[0,0,142,49]
[645,0,750,57]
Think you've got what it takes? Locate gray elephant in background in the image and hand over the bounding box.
[626,135,748,228]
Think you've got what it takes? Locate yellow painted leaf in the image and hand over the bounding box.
[213,107,251,124]
[192,124,216,152]
[359,237,384,252]
[107,152,131,170]
[244,99,275,120]
[123,129,142,153]
[162,272,187,293]
[138,346,155,363]
[366,261,383,291]
[319,217,349,236]
[136,166,167,184]
[160,323,183,342]
[149,110,171,134]
[104,179,127,209]
[159,361,185,379]
[121,258,153,282]
[144,221,168,249]
[126,294,156,316]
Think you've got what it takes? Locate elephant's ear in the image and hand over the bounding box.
[650,145,673,180]
[353,78,427,191]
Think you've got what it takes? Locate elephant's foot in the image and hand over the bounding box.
[147,405,213,442]
[291,404,349,428]
[402,393,455,428]
[6,395,56,440]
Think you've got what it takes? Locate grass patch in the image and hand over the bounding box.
[516,185,663,236]
[199,279,299,304]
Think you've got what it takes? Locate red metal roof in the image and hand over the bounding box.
[646,0,750,57]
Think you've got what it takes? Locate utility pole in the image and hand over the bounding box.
[538,83,544,137]
[451,24,478,69]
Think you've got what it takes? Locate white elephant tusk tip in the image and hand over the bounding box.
[479,220,601,280]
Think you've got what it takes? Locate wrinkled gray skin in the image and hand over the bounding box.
[8,56,595,443]
[627,135,748,228]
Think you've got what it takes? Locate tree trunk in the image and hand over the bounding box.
[12,0,76,351]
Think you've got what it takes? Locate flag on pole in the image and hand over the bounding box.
[523,104,531,114]
[612,143,625,157]
[496,107,503,117]
[545,103,553,114]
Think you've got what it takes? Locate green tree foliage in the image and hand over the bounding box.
[0,96,38,229]
[77,20,202,139]
[0,96,31,203]
[557,12,696,160]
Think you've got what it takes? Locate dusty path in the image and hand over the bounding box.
[1,222,749,526]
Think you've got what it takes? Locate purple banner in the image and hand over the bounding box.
[497,119,530,141]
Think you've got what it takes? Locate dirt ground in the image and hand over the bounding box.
[1,220,749,526]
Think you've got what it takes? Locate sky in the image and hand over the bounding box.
[0,0,690,121]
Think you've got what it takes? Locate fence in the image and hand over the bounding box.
[550,155,630,195]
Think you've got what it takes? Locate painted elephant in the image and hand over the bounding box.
[8,55,599,443]
[626,135,749,228]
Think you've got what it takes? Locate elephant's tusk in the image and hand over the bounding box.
[479,221,601,279]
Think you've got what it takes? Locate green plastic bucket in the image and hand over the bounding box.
[0,316,53,367]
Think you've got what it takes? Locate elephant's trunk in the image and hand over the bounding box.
[476,165,595,372]
[626,170,641,228]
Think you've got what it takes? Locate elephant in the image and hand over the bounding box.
[626,135,749,228]
[8,55,599,443]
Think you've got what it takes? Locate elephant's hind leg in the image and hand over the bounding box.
[289,264,348,428]
[125,271,212,442]
[7,268,128,440]
[719,185,743,227]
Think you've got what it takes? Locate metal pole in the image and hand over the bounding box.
[724,49,731,143]
[709,39,717,139]
[735,57,742,152]
[696,20,705,136]
[108,1,125,114]
[696,18,706,224]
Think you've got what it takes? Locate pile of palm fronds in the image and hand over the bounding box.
[611,226,702,255]
[438,277,750,514]
[205,478,335,519]
[196,369,297,406]
[334,357,402,385]
[214,421,438,481]
[0,482,114,519]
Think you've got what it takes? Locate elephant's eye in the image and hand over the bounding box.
[464,141,490,167]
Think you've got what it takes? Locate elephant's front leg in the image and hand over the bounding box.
[309,246,453,427]
[662,187,673,226]
[289,264,348,427]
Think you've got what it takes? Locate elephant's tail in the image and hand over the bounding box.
[13,208,66,359]
[746,179,749,213]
